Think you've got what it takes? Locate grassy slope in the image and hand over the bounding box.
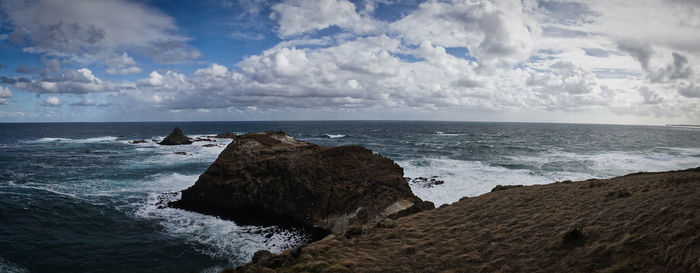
[231,168,700,273]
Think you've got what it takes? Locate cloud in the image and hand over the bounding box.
[15,64,35,74]
[270,0,381,37]
[42,96,61,106]
[667,52,693,79]
[69,97,111,107]
[0,0,198,64]
[0,86,12,105]
[390,0,540,67]
[8,67,127,94]
[0,76,31,84]
[638,86,663,104]
[146,40,202,64]
[617,40,654,71]
[521,60,611,111]
[105,52,142,75]
[678,83,700,98]
[537,0,599,26]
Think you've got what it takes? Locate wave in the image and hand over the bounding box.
[324,134,346,139]
[506,148,700,178]
[134,172,309,264]
[434,131,462,136]
[398,158,591,206]
[25,136,119,143]
[0,258,28,273]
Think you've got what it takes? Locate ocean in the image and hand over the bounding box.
[0,121,698,272]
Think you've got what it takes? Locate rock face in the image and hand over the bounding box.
[159,127,193,145]
[214,132,237,139]
[170,131,432,234]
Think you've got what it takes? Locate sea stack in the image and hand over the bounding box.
[159,127,193,145]
[170,131,433,234]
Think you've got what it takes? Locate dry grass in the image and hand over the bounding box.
[233,168,700,273]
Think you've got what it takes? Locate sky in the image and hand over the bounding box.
[0,0,699,124]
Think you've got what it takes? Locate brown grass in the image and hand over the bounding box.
[233,168,700,273]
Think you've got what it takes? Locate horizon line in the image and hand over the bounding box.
[0,119,684,127]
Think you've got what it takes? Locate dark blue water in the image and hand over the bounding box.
[1,121,698,272]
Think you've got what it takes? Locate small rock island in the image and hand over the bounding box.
[159,127,193,145]
[170,131,433,235]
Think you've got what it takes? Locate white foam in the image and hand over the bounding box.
[25,136,118,143]
[28,137,70,142]
[507,149,700,178]
[133,173,308,264]
[325,134,346,139]
[434,131,462,136]
[0,258,28,273]
[131,138,232,166]
[399,158,592,206]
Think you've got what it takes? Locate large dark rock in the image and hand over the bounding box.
[159,127,192,145]
[170,131,432,234]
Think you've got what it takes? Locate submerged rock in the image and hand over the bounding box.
[170,131,432,234]
[159,127,192,145]
[130,139,147,144]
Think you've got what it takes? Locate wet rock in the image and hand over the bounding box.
[155,192,179,209]
[405,176,445,188]
[202,144,218,147]
[252,250,273,264]
[491,184,523,192]
[192,137,215,142]
[159,127,193,145]
[170,131,429,235]
[130,139,147,144]
[173,151,187,155]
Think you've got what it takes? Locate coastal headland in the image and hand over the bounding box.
[169,130,699,272]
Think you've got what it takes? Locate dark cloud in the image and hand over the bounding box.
[15,64,35,74]
[649,52,693,83]
[617,40,654,70]
[678,83,700,98]
[542,26,588,38]
[7,29,26,45]
[17,22,106,55]
[146,40,202,63]
[638,86,663,104]
[667,52,692,80]
[0,76,31,84]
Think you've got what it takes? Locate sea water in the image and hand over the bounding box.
[0,121,698,272]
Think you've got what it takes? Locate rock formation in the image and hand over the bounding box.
[170,131,432,234]
[159,127,193,145]
[214,132,237,139]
